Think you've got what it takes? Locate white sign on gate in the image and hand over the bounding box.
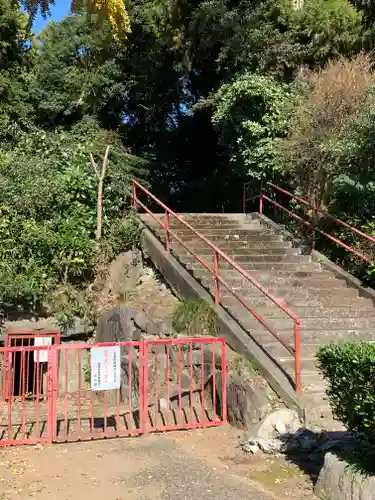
[34,337,52,363]
[90,346,121,391]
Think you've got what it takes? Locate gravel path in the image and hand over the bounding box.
[0,433,277,499]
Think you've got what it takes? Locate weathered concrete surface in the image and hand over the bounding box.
[315,452,375,500]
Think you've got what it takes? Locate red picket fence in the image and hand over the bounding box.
[0,337,227,446]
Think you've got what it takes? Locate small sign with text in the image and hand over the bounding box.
[34,337,52,363]
[90,346,121,391]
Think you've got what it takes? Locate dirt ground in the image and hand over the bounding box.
[0,426,317,500]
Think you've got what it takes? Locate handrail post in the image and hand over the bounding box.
[294,322,301,392]
[132,180,137,209]
[259,193,263,216]
[221,340,227,423]
[312,205,317,250]
[213,250,220,305]
[165,210,170,252]
[242,183,246,214]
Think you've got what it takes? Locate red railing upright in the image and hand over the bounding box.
[243,181,375,264]
[132,179,302,392]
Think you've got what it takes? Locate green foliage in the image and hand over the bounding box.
[0,0,374,317]
[29,15,127,129]
[279,55,375,210]
[203,73,297,180]
[317,342,375,436]
[172,299,219,336]
[0,117,148,310]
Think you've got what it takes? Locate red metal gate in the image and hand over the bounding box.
[0,337,227,446]
[3,330,60,401]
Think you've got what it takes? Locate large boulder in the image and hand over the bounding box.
[96,307,137,343]
[315,452,375,500]
[241,408,302,454]
[206,372,272,429]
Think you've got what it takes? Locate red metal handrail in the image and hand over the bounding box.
[132,179,301,392]
[243,181,375,264]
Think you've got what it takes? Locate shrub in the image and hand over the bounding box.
[317,342,375,436]
[172,299,219,336]
[280,54,375,211]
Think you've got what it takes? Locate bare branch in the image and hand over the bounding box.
[89,153,100,180]
[101,145,110,180]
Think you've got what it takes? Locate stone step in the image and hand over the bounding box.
[166,228,282,239]
[167,236,291,249]
[205,284,359,300]
[185,259,321,272]
[172,239,294,251]
[279,356,319,372]
[179,251,308,264]
[152,220,242,229]
[249,328,375,344]
[231,307,375,330]
[201,279,355,299]
[226,303,375,318]
[193,267,336,280]
[263,340,375,360]
[197,273,341,289]
[171,243,298,256]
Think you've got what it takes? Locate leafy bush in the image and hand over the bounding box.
[0,117,148,312]
[200,73,296,181]
[317,342,375,436]
[172,299,219,336]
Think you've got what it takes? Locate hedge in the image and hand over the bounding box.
[317,342,375,436]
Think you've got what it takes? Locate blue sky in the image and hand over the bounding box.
[33,0,71,34]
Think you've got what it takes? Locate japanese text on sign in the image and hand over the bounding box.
[91,346,121,391]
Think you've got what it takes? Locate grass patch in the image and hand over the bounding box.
[172,299,219,336]
[228,352,259,378]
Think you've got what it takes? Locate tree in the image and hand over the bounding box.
[20,0,131,39]
[279,55,375,212]
[0,0,34,145]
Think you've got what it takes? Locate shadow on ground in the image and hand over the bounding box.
[281,430,375,484]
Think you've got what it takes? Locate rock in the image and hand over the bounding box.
[158,320,172,337]
[252,408,301,440]
[247,444,260,455]
[158,379,195,412]
[117,250,143,293]
[241,408,301,453]
[207,372,271,429]
[96,307,135,343]
[145,320,163,335]
[134,311,148,332]
[184,345,232,370]
[315,452,375,500]
[132,328,142,342]
[227,376,271,429]
[275,421,287,435]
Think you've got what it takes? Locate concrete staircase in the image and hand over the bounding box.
[143,213,375,427]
